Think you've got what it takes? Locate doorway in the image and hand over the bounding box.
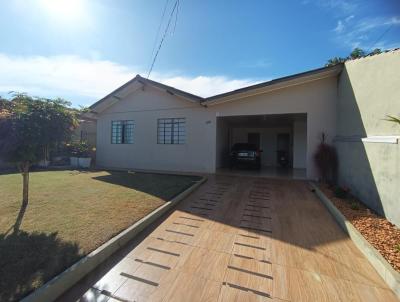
[248,132,260,149]
[277,133,291,167]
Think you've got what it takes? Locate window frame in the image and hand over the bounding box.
[157,118,186,145]
[111,120,134,144]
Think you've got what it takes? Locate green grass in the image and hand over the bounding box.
[0,170,200,301]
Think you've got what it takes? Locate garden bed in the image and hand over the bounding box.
[319,184,400,273]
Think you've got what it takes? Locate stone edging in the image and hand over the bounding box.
[22,176,207,302]
[309,182,400,298]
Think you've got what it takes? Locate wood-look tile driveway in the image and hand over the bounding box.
[59,176,398,302]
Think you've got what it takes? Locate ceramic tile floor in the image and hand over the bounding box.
[57,176,398,302]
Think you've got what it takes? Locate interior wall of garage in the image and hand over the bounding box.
[216,118,230,168]
[230,127,292,167]
[293,119,307,169]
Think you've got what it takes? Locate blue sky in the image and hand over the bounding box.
[0,0,399,107]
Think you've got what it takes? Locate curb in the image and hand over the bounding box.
[309,182,400,298]
[22,176,207,302]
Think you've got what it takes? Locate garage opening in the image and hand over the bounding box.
[216,113,307,179]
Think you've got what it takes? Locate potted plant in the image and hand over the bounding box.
[67,141,92,168]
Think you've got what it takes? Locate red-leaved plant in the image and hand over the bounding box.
[313,133,338,183]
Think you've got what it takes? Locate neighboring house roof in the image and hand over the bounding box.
[89,64,343,113]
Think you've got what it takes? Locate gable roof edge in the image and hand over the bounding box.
[89,75,204,114]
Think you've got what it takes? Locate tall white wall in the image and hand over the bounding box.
[336,51,400,226]
[293,119,307,168]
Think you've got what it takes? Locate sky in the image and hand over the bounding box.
[0,0,399,107]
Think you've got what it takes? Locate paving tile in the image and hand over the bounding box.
[320,274,361,302]
[92,258,141,293]
[78,288,110,302]
[217,283,271,302]
[178,247,231,281]
[288,267,331,302]
[161,271,221,302]
[194,229,235,253]
[224,256,273,298]
[271,264,289,301]
[126,237,193,270]
[113,269,179,302]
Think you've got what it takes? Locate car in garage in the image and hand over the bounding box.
[229,143,262,169]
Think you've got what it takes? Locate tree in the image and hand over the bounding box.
[349,47,366,59]
[0,94,78,226]
[325,56,347,67]
[370,48,382,55]
[325,47,383,66]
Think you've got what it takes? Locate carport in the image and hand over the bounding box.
[216,113,307,179]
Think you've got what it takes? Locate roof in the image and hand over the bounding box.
[89,75,204,113]
[89,64,344,113]
[202,64,343,105]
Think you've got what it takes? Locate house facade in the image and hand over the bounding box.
[89,50,400,226]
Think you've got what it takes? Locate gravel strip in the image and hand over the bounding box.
[319,184,400,272]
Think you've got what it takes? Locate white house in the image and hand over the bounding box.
[89,64,343,178]
[88,50,400,226]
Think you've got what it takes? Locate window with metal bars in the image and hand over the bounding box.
[157,118,186,144]
[111,120,134,144]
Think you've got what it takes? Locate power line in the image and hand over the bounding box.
[147,0,180,79]
[369,24,393,50]
[149,0,170,59]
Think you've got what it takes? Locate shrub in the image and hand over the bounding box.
[334,186,348,199]
[350,201,360,210]
[66,141,91,157]
[313,134,338,183]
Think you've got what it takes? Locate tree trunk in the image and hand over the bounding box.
[22,163,29,204]
[13,162,30,233]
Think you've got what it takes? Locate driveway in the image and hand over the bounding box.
[59,176,398,302]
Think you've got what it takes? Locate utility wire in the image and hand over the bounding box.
[147,0,180,79]
[149,0,170,59]
[369,24,393,50]
[173,0,180,35]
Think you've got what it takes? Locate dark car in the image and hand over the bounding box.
[230,143,262,169]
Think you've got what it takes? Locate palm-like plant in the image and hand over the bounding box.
[385,115,400,126]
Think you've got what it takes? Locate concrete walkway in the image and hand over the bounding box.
[58,175,398,301]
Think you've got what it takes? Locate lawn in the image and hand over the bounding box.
[0,169,200,301]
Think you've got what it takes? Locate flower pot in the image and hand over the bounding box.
[78,157,91,168]
[70,157,79,167]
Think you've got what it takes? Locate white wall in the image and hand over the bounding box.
[230,127,292,167]
[293,119,307,168]
[96,85,215,173]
